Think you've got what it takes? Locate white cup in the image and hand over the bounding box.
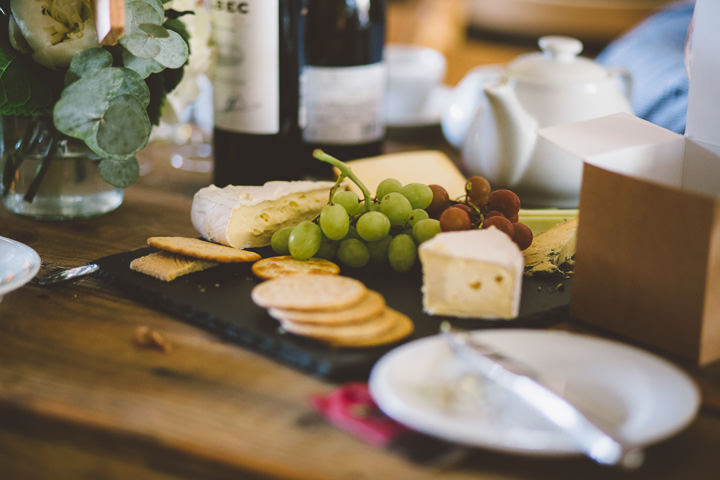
[385,44,447,121]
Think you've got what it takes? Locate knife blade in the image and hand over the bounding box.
[440,322,644,468]
[31,263,100,286]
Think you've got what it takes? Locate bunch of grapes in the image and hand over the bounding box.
[271,172,439,272]
[428,176,533,250]
[271,151,532,273]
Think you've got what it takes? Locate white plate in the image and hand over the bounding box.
[369,329,699,457]
[385,85,451,128]
[0,236,41,303]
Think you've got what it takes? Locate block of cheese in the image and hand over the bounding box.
[418,228,524,319]
[523,217,578,276]
[336,150,467,198]
[191,180,338,248]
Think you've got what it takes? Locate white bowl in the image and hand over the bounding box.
[0,236,41,303]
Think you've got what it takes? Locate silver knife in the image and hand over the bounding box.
[31,263,100,286]
[440,322,644,468]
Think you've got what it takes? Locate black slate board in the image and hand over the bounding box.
[94,248,572,381]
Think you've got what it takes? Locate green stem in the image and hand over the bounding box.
[313,149,373,209]
[23,135,58,203]
[2,122,41,196]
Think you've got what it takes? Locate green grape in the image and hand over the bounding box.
[367,236,392,264]
[333,190,362,216]
[388,234,417,272]
[380,192,412,227]
[288,221,322,260]
[376,178,402,200]
[270,226,293,255]
[356,211,391,242]
[412,218,442,244]
[337,238,370,268]
[315,236,338,260]
[401,183,433,209]
[319,204,350,240]
[408,208,429,226]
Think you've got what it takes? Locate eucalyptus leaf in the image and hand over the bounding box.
[145,0,166,15]
[123,32,162,59]
[122,48,164,79]
[153,30,189,69]
[64,67,151,108]
[163,17,191,45]
[126,0,165,33]
[140,24,170,38]
[98,156,140,188]
[66,48,113,85]
[53,90,108,139]
[94,95,151,156]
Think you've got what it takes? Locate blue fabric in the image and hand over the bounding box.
[596,1,695,133]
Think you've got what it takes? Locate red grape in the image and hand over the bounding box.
[488,189,521,218]
[482,215,514,238]
[466,176,491,207]
[428,184,450,218]
[439,206,471,231]
[512,222,533,250]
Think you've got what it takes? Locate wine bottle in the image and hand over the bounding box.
[301,0,387,161]
[211,0,306,186]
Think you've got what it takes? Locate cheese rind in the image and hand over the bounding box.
[419,228,524,319]
[191,181,338,248]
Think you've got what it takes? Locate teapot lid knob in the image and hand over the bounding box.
[538,36,583,62]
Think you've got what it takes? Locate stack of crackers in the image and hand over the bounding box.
[130,237,261,281]
[251,273,414,348]
[130,237,415,348]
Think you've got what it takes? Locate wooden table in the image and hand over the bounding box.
[3,1,720,479]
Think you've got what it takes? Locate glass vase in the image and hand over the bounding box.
[1,116,123,220]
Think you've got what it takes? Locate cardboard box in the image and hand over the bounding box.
[539,0,720,366]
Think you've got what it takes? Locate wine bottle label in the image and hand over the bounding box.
[300,63,386,144]
[211,1,279,134]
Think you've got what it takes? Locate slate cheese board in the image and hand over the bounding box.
[94,247,572,381]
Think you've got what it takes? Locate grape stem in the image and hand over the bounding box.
[313,149,373,210]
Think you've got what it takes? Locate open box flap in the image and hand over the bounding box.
[539,112,681,157]
[539,112,686,187]
[685,0,720,148]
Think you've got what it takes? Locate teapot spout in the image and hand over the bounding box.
[483,81,537,186]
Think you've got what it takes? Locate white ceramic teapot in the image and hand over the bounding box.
[442,36,633,207]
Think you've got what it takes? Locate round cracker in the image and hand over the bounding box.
[252,256,340,280]
[330,308,414,348]
[147,237,261,263]
[279,306,397,342]
[268,290,385,325]
[251,274,366,311]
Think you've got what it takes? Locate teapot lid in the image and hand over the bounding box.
[507,36,609,84]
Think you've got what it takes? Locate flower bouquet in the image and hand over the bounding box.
[0,0,191,217]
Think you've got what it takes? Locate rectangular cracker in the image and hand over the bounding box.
[130,252,218,282]
[147,236,261,263]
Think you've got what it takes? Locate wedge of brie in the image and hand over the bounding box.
[419,228,524,319]
[191,181,339,248]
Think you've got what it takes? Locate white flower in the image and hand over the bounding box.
[10,0,100,69]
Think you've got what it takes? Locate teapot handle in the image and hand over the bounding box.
[441,65,504,149]
[607,66,633,103]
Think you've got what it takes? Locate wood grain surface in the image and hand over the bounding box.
[2,2,720,479]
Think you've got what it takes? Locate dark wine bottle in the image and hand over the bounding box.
[211,0,307,186]
[301,0,387,161]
